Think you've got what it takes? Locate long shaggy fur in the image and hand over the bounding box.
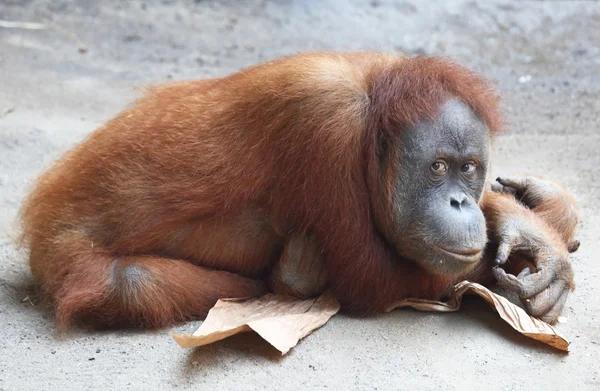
[20,52,506,328]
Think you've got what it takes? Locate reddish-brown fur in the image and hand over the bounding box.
[18,52,572,329]
[525,180,580,249]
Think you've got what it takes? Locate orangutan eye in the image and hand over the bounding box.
[461,162,477,174]
[430,160,448,175]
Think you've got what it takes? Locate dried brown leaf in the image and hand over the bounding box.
[386,281,569,352]
[172,281,569,355]
[172,293,340,354]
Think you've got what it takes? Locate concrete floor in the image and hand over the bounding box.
[1,1,599,390]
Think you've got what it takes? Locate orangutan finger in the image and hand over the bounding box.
[524,279,566,317]
[493,267,523,294]
[517,267,531,280]
[516,264,557,299]
[490,181,517,195]
[496,176,529,192]
[495,239,514,266]
[539,289,570,325]
[568,240,580,253]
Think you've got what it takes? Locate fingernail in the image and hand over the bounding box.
[568,240,580,253]
[494,257,503,265]
[517,267,531,280]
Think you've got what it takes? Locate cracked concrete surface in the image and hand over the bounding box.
[0,1,599,390]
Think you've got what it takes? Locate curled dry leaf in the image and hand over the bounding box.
[172,293,340,355]
[386,281,570,352]
[172,281,569,355]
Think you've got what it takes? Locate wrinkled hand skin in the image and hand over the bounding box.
[484,176,581,324]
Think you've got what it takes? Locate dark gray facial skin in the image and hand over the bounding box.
[390,99,490,275]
